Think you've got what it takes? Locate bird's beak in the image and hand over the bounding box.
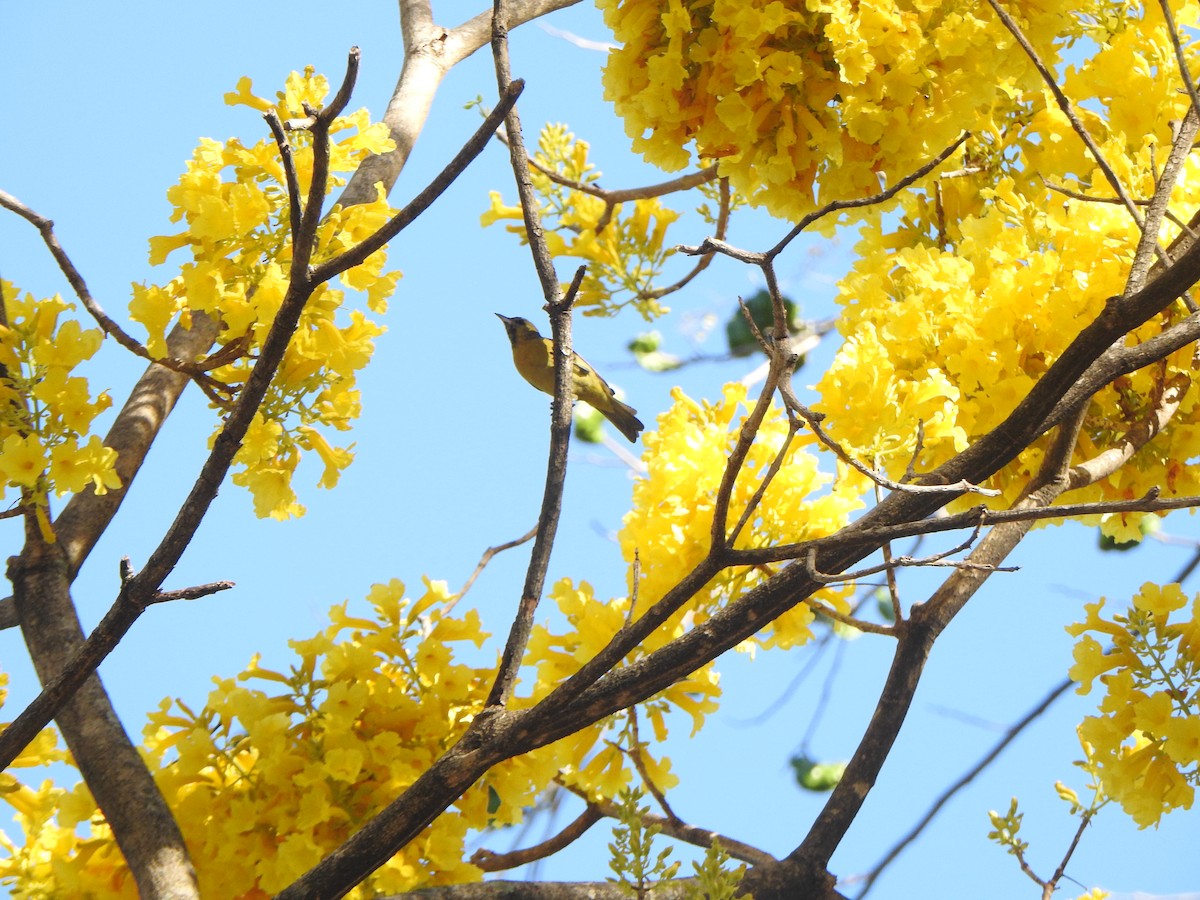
[495,313,512,323]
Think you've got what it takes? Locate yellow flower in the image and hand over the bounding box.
[0,433,47,489]
[1067,636,1128,695]
[1132,582,1188,619]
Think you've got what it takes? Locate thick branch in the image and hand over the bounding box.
[338,0,582,206]
[8,530,199,899]
[856,678,1074,897]
[392,882,696,899]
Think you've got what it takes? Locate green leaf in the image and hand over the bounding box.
[725,289,802,357]
[790,754,847,791]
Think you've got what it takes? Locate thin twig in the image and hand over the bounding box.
[1041,178,1193,234]
[727,414,800,547]
[735,632,836,726]
[470,806,603,872]
[292,49,363,275]
[802,522,1016,587]
[309,79,524,284]
[675,136,967,266]
[484,3,577,708]
[144,580,234,606]
[804,600,896,638]
[0,189,218,384]
[985,0,1142,229]
[0,574,232,769]
[768,133,970,260]
[875,470,904,623]
[1044,808,1096,898]
[563,784,776,867]
[641,176,731,301]
[1125,101,1200,295]
[520,140,717,233]
[264,109,303,237]
[627,711,679,821]
[446,525,538,616]
[778,382,999,498]
[1158,0,1200,124]
[733,489,1200,566]
[855,678,1074,897]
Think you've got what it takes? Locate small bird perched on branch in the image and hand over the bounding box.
[495,313,644,442]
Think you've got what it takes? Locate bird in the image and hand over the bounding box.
[495,313,644,442]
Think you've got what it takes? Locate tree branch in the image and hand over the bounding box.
[471,806,603,872]
[338,0,582,207]
[854,678,1074,897]
[483,2,582,709]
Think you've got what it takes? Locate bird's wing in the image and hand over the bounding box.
[573,355,617,399]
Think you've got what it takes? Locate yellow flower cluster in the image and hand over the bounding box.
[1,582,490,896]
[0,283,119,525]
[815,177,1138,510]
[621,384,864,650]
[481,124,679,319]
[598,0,1106,221]
[0,571,724,896]
[132,69,401,519]
[812,7,1200,538]
[1067,583,1200,828]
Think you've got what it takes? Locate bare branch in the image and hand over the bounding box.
[800,591,897,637]
[338,0,582,207]
[855,678,1074,897]
[735,489,1200,566]
[483,0,585,712]
[564,785,777,868]
[264,109,303,237]
[778,383,999,498]
[145,580,235,606]
[627,711,678,821]
[390,881,696,899]
[1158,0,1200,126]
[801,523,1011,589]
[0,188,231,389]
[727,415,800,546]
[470,806,603,872]
[446,526,538,615]
[1125,103,1200,294]
[312,79,524,283]
[767,133,969,260]
[1043,808,1097,898]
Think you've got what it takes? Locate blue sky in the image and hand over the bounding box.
[1,3,1198,898]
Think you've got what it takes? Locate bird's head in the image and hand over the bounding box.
[495,313,541,345]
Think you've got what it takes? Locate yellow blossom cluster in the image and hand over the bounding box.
[597,0,1112,221]
[482,124,679,319]
[3,580,495,896]
[0,283,119,525]
[811,6,1200,539]
[1067,582,1200,827]
[132,68,401,519]
[0,572,725,896]
[621,384,864,650]
[814,177,1155,517]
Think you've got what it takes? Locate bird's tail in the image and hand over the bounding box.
[603,398,645,443]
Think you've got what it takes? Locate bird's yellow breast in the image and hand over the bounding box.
[510,334,557,394]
